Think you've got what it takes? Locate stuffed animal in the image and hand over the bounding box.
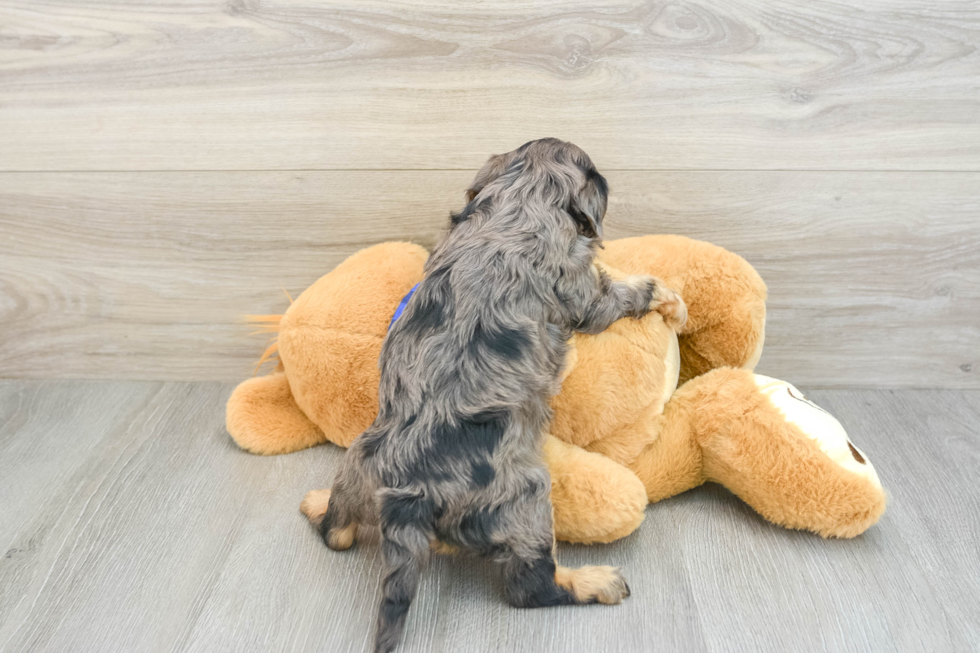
[226,236,885,543]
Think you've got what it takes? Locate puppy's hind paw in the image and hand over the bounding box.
[301,489,358,550]
[300,489,332,528]
[555,565,631,605]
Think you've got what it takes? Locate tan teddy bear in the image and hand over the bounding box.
[227,236,885,543]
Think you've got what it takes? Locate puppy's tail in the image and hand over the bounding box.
[374,492,433,653]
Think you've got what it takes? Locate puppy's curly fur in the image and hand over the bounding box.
[310,138,685,653]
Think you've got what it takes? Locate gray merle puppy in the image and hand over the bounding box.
[301,138,686,653]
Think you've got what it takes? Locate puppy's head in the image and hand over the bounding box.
[461,138,609,239]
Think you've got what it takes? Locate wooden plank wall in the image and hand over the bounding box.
[1,0,978,387]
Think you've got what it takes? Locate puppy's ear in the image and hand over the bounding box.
[465,152,512,202]
[450,198,479,227]
[570,167,608,239]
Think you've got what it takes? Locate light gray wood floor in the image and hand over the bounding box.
[1,380,978,652]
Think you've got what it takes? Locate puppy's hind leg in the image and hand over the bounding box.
[491,475,631,608]
[302,487,359,551]
[302,458,373,551]
[299,488,333,529]
[502,546,630,607]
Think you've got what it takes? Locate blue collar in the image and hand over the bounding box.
[388,283,420,330]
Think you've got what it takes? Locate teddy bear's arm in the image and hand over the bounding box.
[600,235,767,382]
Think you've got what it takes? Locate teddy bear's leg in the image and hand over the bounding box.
[601,235,767,383]
[226,372,327,455]
[651,368,886,538]
[543,435,648,544]
[626,409,706,505]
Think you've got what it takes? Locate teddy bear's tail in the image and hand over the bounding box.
[243,288,293,373]
[227,294,332,454]
[245,313,284,373]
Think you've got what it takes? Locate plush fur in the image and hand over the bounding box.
[227,235,886,548]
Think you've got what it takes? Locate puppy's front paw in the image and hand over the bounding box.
[651,283,687,332]
[624,275,658,318]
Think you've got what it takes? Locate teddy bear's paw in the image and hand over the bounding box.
[555,565,631,604]
[651,282,687,332]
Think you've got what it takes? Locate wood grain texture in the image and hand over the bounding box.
[0,380,158,571]
[0,380,978,652]
[1,170,977,387]
[0,381,273,653]
[1,0,978,171]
